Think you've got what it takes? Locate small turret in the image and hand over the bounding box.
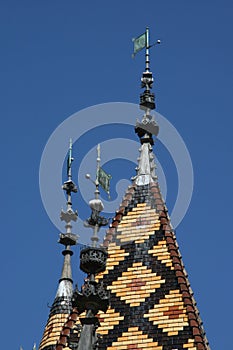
[39,140,78,350]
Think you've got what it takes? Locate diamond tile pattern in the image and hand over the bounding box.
[96,183,210,350]
[39,181,210,350]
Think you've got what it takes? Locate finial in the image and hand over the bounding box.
[133,27,160,144]
[95,143,101,199]
[145,27,150,72]
[58,140,78,284]
[62,138,77,198]
[84,144,110,247]
[60,139,78,238]
[72,147,109,343]
[67,138,73,181]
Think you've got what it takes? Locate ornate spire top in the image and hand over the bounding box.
[85,144,110,247]
[133,27,160,145]
[39,141,79,350]
[71,144,110,349]
[60,139,78,244]
[57,139,78,292]
[132,28,160,185]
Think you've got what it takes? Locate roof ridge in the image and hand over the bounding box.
[159,209,210,350]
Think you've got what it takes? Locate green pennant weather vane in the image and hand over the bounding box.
[85,144,112,199]
[67,138,74,178]
[96,144,112,198]
[132,27,161,59]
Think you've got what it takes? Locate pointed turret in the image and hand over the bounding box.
[38,28,210,350]
[39,140,78,350]
[93,29,210,350]
[54,145,110,350]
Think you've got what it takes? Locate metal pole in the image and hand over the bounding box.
[68,138,72,181]
[145,27,150,72]
[95,144,101,199]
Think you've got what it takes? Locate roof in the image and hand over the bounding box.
[39,282,73,350]
[38,45,210,349]
[41,178,210,350]
[94,180,210,350]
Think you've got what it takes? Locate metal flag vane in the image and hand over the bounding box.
[86,144,112,199]
[85,144,111,246]
[132,27,161,68]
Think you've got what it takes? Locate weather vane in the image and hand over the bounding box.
[133,27,160,140]
[84,144,111,246]
[132,27,161,63]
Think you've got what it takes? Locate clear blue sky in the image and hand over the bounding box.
[1,1,232,349]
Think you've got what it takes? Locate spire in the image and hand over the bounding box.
[133,141,157,186]
[58,138,78,291]
[38,30,210,350]
[135,27,160,145]
[94,30,210,350]
[84,144,109,246]
[69,144,109,350]
[133,27,160,185]
[39,140,78,350]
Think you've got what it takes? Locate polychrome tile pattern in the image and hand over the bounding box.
[108,262,165,307]
[97,183,210,350]
[144,289,189,336]
[39,313,69,350]
[55,308,79,350]
[39,296,73,350]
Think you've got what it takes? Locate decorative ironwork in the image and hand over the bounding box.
[135,115,159,144]
[62,179,78,194]
[58,233,77,246]
[86,211,109,227]
[72,279,109,316]
[140,71,155,110]
[80,247,108,274]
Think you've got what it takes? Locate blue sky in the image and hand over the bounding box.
[1,1,232,349]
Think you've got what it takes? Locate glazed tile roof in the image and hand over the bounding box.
[39,295,73,350]
[39,129,210,350]
[39,270,74,350]
[46,179,210,350]
[92,181,210,350]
